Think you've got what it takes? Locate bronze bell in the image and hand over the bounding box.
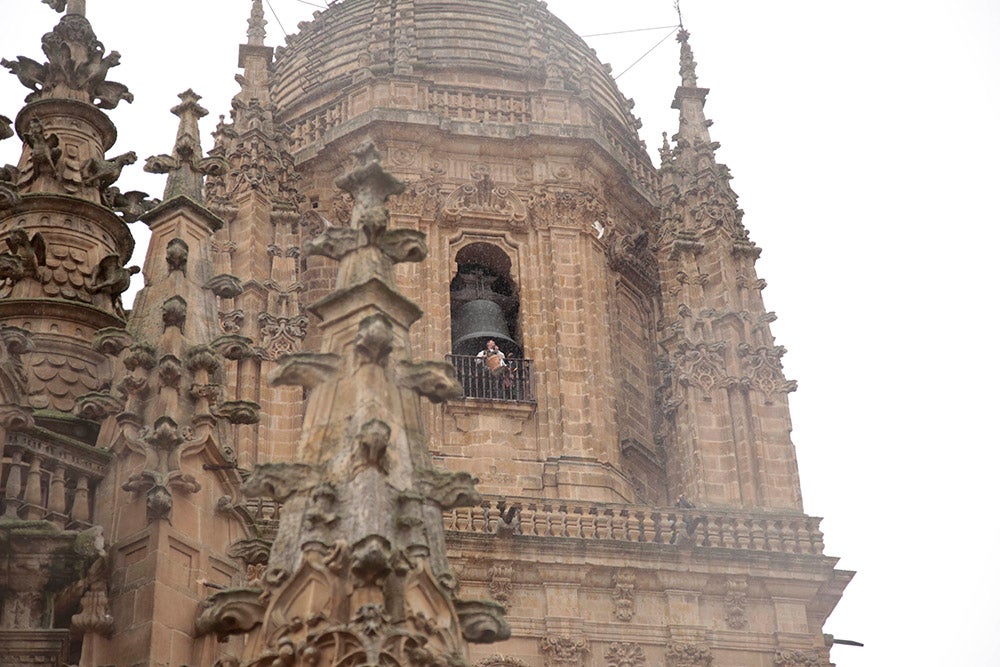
[451,299,519,357]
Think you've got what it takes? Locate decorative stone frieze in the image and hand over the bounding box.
[442,174,527,227]
[773,649,826,667]
[475,656,528,667]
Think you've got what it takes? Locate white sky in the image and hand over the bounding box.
[2,1,999,665]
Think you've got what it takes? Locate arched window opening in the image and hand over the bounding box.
[447,243,534,403]
[449,243,521,357]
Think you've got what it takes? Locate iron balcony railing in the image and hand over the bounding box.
[446,354,535,403]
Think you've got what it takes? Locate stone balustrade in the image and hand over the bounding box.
[1,430,111,528]
[444,497,826,556]
[239,495,825,557]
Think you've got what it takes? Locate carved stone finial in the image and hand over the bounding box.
[144,90,227,202]
[247,0,267,46]
[42,0,85,14]
[677,29,698,87]
[4,11,130,108]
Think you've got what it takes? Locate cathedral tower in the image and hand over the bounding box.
[0,2,851,666]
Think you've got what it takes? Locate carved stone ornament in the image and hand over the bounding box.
[612,569,636,622]
[145,90,227,202]
[527,186,606,231]
[539,635,589,666]
[487,562,513,609]
[607,224,659,294]
[205,274,244,299]
[0,229,45,283]
[1,12,133,108]
[724,578,748,630]
[442,174,527,226]
[258,312,309,360]
[195,588,267,640]
[605,641,646,667]
[673,341,728,400]
[773,649,826,667]
[738,344,797,404]
[71,582,114,637]
[475,656,529,667]
[219,309,245,334]
[664,641,713,667]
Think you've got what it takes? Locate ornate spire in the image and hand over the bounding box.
[144,90,226,202]
[247,0,267,46]
[669,29,713,153]
[2,8,130,108]
[677,29,698,87]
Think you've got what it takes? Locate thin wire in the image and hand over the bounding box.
[613,27,678,80]
[582,25,678,38]
[293,0,328,9]
[265,0,289,38]
[674,0,685,29]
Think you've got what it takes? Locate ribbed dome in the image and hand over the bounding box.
[271,0,654,184]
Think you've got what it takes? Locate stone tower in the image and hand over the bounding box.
[0,2,852,667]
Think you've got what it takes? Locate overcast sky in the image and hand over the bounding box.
[2,1,999,665]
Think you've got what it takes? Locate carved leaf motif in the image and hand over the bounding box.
[605,641,646,667]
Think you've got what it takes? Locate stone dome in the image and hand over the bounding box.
[271,0,656,191]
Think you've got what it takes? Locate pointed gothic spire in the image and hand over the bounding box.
[670,29,714,152]
[144,90,226,203]
[237,0,275,100]
[247,0,267,46]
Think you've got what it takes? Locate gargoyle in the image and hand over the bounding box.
[88,254,140,298]
[1,56,47,96]
[82,151,137,192]
[105,187,156,222]
[0,115,12,140]
[0,229,46,281]
[92,80,134,110]
[0,164,19,210]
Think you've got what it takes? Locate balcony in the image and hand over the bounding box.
[1,429,111,528]
[446,354,536,403]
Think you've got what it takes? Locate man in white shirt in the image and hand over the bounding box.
[476,339,512,388]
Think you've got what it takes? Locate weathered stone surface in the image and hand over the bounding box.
[0,2,849,666]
